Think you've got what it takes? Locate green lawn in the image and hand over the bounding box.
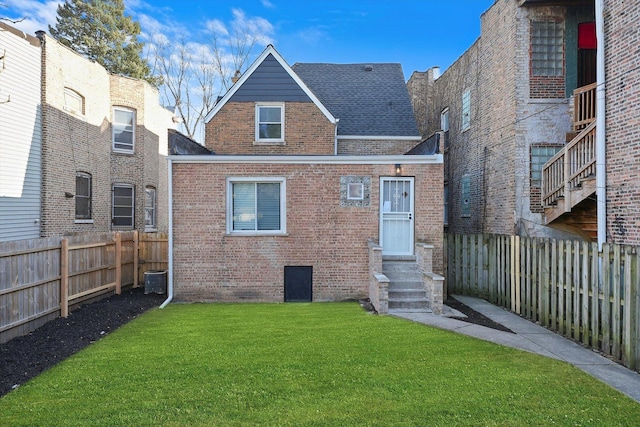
[1,303,639,426]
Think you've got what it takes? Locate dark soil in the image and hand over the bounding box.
[2,291,510,398]
[0,287,164,397]
[445,297,514,334]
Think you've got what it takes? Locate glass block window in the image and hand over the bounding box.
[444,182,449,225]
[461,175,471,218]
[531,145,562,188]
[461,90,470,131]
[531,21,564,76]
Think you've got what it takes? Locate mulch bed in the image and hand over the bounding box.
[0,287,164,397]
[444,297,514,334]
[2,291,510,398]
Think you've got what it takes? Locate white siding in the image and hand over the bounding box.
[0,27,42,241]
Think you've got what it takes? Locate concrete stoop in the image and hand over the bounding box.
[383,259,431,313]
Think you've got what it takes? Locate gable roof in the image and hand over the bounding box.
[204,45,335,124]
[292,62,420,138]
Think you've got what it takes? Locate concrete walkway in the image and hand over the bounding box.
[391,295,640,403]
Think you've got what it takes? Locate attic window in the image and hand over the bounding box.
[364,65,374,71]
[255,103,284,144]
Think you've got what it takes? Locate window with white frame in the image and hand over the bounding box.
[461,90,470,131]
[145,186,157,230]
[112,184,134,228]
[440,107,450,150]
[461,175,471,218]
[531,21,564,76]
[64,88,84,115]
[75,172,91,220]
[227,177,286,234]
[112,107,135,153]
[255,103,284,143]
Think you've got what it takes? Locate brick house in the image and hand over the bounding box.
[407,0,610,241]
[169,45,444,308]
[36,31,175,238]
[1,24,175,242]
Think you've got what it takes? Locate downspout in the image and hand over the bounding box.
[333,118,340,155]
[595,0,606,250]
[160,157,174,308]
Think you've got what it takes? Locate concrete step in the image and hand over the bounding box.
[382,261,421,272]
[389,307,433,314]
[388,298,430,310]
[388,280,424,290]
[389,289,427,299]
[384,272,423,283]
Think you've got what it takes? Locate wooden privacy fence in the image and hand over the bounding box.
[0,231,168,344]
[446,233,640,372]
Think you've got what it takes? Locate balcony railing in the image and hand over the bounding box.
[542,121,596,209]
[542,84,597,212]
[573,82,597,131]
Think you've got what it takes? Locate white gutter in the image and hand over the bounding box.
[160,157,174,308]
[595,0,606,250]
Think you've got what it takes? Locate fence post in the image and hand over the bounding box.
[60,238,69,318]
[623,246,637,370]
[133,231,139,288]
[115,233,122,295]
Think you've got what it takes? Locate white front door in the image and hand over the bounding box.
[380,177,415,256]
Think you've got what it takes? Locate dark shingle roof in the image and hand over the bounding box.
[168,129,213,155]
[292,62,419,137]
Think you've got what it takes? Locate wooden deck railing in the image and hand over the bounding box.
[574,82,597,131]
[542,121,597,209]
[542,83,598,210]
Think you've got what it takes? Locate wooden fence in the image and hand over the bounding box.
[446,233,640,372]
[0,232,168,344]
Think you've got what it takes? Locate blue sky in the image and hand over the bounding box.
[4,0,495,79]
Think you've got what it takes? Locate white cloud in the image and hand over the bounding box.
[297,26,330,45]
[230,9,274,45]
[205,19,229,37]
[261,0,275,9]
[3,0,62,36]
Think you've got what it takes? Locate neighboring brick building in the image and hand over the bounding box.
[604,1,640,245]
[408,0,598,240]
[39,32,175,237]
[172,45,443,304]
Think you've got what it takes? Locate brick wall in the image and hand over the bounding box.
[205,102,335,155]
[171,161,443,302]
[406,0,580,239]
[337,139,420,155]
[40,36,173,237]
[604,0,640,244]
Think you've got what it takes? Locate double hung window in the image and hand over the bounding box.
[112,184,134,228]
[113,107,135,153]
[255,104,284,143]
[75,172,91,220]
[227,177,286,234]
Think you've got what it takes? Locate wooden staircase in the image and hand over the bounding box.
[542,83,597,241]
